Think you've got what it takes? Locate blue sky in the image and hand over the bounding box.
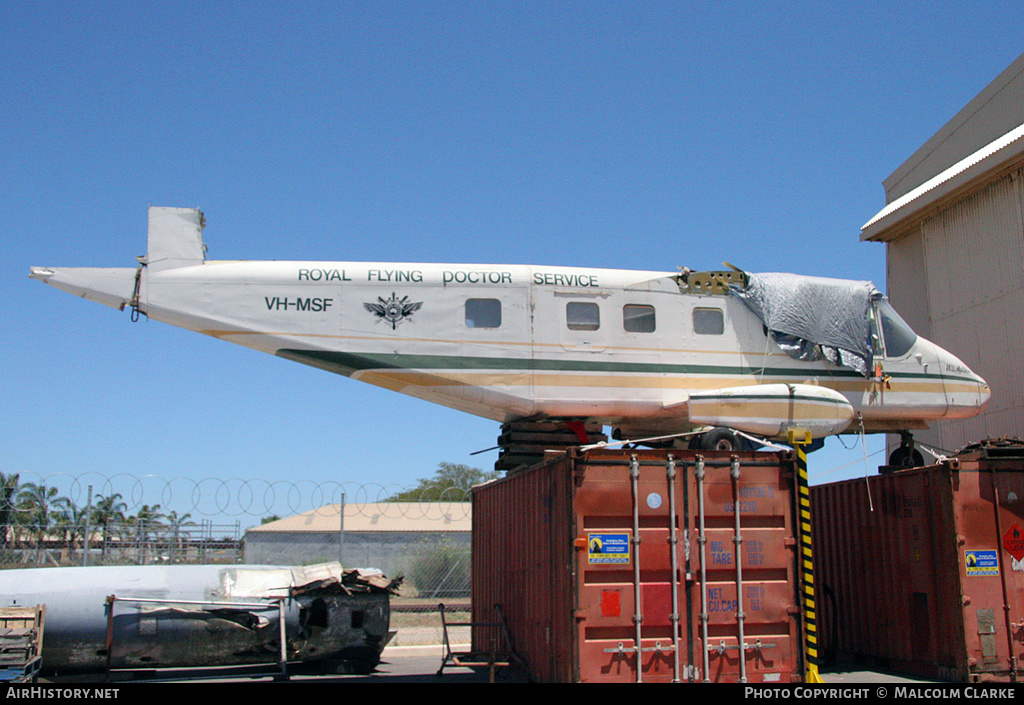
[3,2,1020,522]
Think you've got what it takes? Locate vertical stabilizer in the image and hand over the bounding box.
[147,207,205,273]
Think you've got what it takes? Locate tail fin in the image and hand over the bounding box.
[146,207,205,273]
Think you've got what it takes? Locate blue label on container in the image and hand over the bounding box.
[965,550,999,577]
[588,533,630,564]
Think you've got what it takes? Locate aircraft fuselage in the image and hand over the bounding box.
[30,207,991,443]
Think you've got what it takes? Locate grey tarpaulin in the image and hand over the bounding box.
[730,272,881,376]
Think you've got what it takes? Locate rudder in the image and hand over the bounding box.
[147,206,205,273]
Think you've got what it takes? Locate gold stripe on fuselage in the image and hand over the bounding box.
[201,329,959,403]
[354,369,949,394]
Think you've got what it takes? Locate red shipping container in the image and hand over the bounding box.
[811,445,1024,682]
[471,448,808,683]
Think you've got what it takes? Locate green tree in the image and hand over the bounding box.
[52,497,89,554]
[16,483,65,564]
[131,503,166,530]
[0,473,19,550]
[164,510,195,563]
[165,509,194,529]
[16,483,61,544]
[388,463,500,502]
[92,492,127,556]
[129,504,167,559]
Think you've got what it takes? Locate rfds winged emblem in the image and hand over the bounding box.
[364,292,423,329]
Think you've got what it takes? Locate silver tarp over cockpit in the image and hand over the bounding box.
[731,273,881,376]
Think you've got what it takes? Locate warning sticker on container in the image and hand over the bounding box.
[965,550,999,577]
[588,533,630,565]
[1002,524,1024,562]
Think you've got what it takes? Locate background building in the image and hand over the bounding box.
[861,52,1024,457]
[244,502,472,597]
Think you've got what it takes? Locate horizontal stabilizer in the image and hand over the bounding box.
[147,206,205,273]
[29,266,138,310]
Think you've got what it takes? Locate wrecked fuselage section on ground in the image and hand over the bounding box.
[1,562,400,677]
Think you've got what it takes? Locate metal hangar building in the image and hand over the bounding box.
[861,51,1024,456]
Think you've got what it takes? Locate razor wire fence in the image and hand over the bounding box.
[0,470,482,646]
[0,472,474,617]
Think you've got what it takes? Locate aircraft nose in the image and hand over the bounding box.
[940,353,991,417]
[978,379,992,410]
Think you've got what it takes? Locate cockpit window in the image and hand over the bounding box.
[877,301,917,358]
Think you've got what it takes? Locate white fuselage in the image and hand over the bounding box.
[29,207,990,443]
[132,259,988,438]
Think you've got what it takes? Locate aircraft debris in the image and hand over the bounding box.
[0,563,396,677]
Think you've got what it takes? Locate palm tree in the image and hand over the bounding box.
[92,493,127,559]
[16,483,62,565]
[51,498,89,559]
[129,504,167,563]
[0,473,19,551]
[164,510,195,563]
[17,483,60,538]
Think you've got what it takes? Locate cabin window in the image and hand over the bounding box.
[623,304,656,333]
[566,302,600,331]
[465,298,501,328]
[693,307,724,335]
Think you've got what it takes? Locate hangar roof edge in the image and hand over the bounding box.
[861,122,1024,242]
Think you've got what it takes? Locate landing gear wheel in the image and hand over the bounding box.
[888,445,924,468]
[889,431,924,468]
[700,427,742,452]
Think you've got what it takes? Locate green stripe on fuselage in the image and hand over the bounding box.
[276,348,881,380]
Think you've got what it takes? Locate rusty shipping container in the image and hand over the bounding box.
[471,448,808,683]
[811,443,1024,682]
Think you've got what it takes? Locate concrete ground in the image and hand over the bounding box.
[38,644,953,684]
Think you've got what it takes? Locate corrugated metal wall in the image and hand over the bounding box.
[472,455,576,682]
[814,454,1024,681]
[886,166,1024,454]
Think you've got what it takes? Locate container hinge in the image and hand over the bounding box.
[709,639,777,654]
[603,641,677,655]
[641,641,676,654]
[604,641,636,655]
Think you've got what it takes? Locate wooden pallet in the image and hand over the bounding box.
[0,605,45,683]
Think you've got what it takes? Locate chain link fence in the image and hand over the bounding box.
[0,518,243,568]
[0,472,479,646]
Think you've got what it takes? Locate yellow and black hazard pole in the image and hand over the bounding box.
[789,429,824,684]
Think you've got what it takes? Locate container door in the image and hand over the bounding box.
[573,453,680,683]
[689,455,803,683]
[572,450,803,683]
[994,471,1024,677]
[959,468,1024,680]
